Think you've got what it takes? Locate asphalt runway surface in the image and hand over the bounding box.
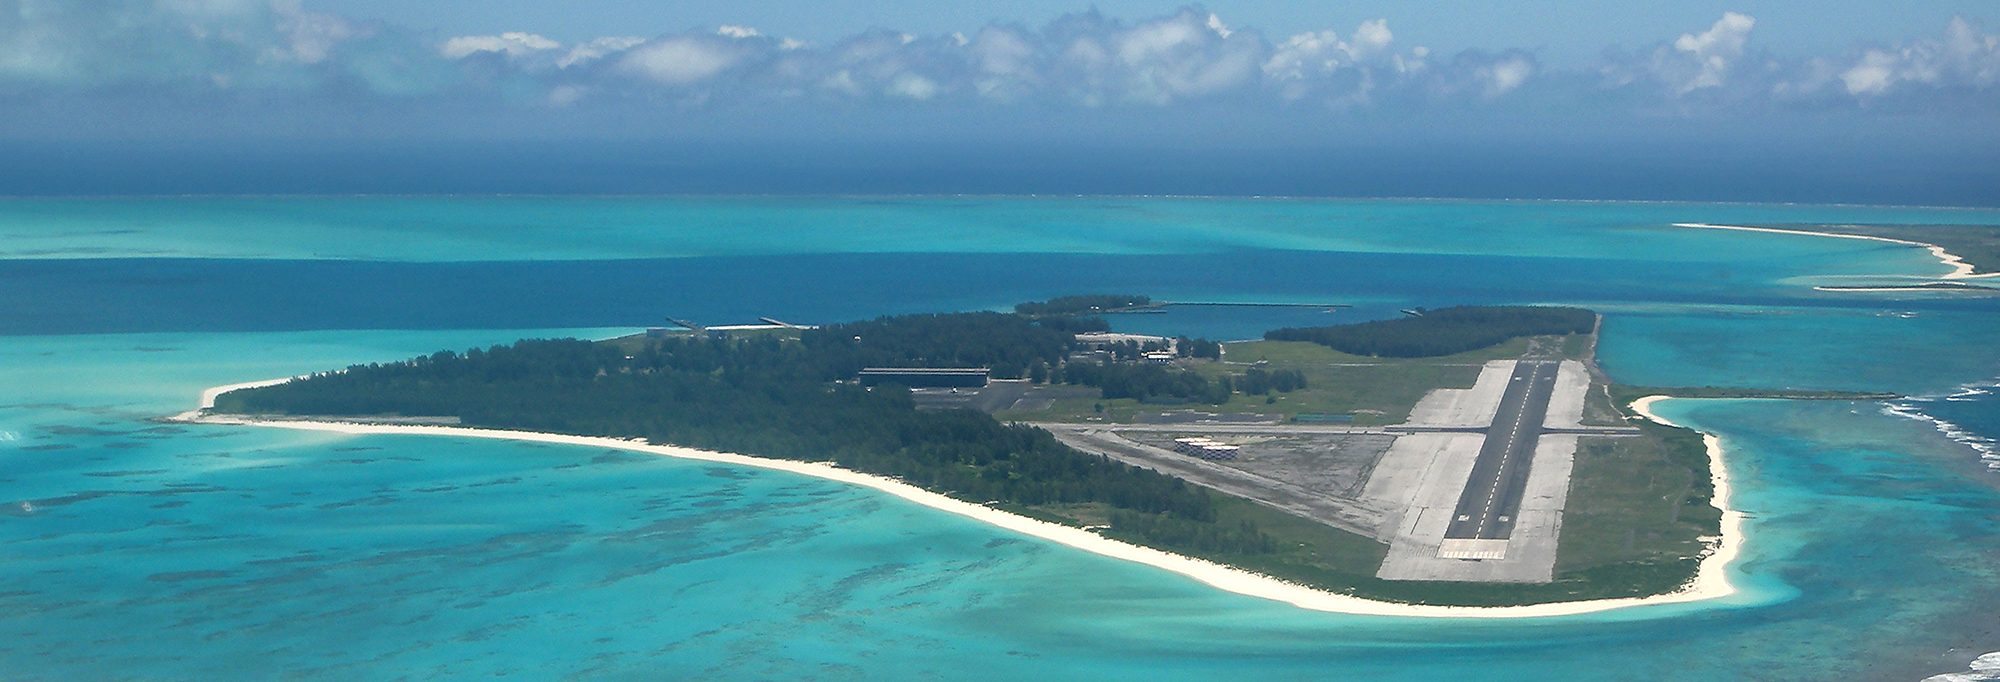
[1444,360,1559,540]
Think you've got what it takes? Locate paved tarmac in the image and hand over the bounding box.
[1040,425,1394,536]
[1444,360,1560,541]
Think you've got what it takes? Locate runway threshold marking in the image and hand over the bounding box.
[1443,360,1558,548]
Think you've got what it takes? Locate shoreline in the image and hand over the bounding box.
[1629,396,1745,606]
[1812,285,1998,294]
[171,377,300,422]
[1674,222,1998,281]
[172,382,1744,619]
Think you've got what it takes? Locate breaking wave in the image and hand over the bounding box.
[1885,379,2000,467]
[1922,651,2000,682]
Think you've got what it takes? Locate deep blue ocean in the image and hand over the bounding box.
[3,196,1999,680]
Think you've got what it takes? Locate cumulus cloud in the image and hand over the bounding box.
[0,0,336,85]
[887,72,940,100]
[440,32,559,60]
[1592,11,1763,103]
[966,26,1038,99]
[273,3,355,64]
[1261,19,1429,104]
[1673,11,1756,93]
[558,36,645,69]
[1601,11,1760,96]
[618,36,745,85]
[1840,50,1899,96]
[1479,54,1534,96]
[1350,19,1394,59]
[0,0,475,98]
[1103,8,1263,103]
[0,2,1991,118]
[1835,17,2000,96]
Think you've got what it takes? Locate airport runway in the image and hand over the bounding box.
[1443,360,1560,540]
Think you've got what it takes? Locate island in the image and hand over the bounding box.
[180,299,1821,609]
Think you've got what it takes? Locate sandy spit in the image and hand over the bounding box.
[1673,222,1997,281]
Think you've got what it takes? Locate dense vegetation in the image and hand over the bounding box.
[802,312,1073,379]
[1015,294,1153,316]
[1266,306,1596,357]
[1031,315,1111,334]
[1237,366,1308,395]
[216,315,1276,556]
[1176,337,1224,359]
[1096,339,1172,361]
[1105,512,1278,554]
[1062,361,1234,404]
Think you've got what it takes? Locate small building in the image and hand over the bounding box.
[1067,349,1113,364]
[1171,437,1240,461]
[858,367,990,389]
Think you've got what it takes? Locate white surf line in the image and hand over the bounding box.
[172,381,1745,619]
[1673,222,1998,281]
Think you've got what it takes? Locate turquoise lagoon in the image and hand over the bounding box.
[3,197,1999,680]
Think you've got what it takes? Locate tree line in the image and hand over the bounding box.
[1237,366,1307,395]
[1265,306,1595,357]
[1061,361,1235,404]
[801,312,1076,379]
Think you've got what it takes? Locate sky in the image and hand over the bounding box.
[1,1,1997,203]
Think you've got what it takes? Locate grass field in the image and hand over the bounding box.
[998,335,1595,425]
[1187,419,1717,605]
[1556,435,1712,575]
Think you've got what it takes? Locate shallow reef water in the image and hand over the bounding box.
[2,197,1998,680]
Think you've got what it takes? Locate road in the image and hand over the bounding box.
[1443,360,1560,541]
[1039,425,1394,536]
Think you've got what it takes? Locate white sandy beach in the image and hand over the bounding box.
[173,382,1744,619]
[1811,285,1999,294]
[172,377,301,422]
[1629,396,1744,601]
[1674,222,1998,281]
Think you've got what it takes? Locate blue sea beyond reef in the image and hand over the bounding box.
[3,196,2000,680]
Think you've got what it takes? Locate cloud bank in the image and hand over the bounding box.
[0,1,1994,117]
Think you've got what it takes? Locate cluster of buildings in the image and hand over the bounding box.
[1171,437,1241,461]
[1069,332,1180,366]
